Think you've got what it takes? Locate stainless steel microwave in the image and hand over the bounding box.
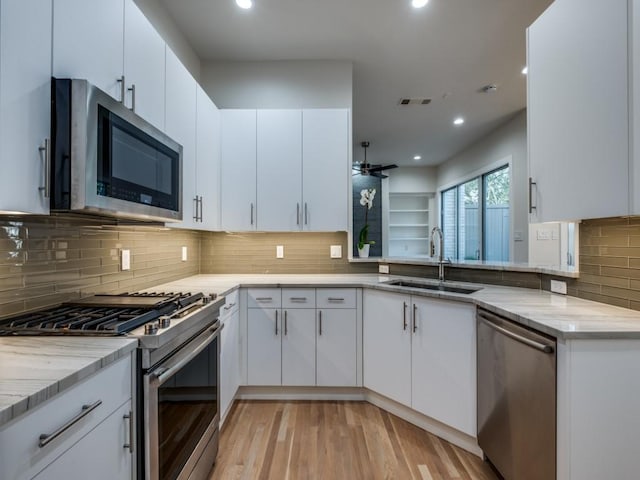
[50,78,183,222]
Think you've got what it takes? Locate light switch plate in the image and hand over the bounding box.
[121,249,131,271]
[181,246,188,262]
[550,279,567,295]
[276,245,284,258]
[537,230,551,240]
[379,264,390,274]
[330,245,342,258]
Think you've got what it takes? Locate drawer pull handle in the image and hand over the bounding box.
[123,411,134,453]
[256,297,273,301]
[39,400,102,448]
[223,302,236,310]
[289,297,307,302]
[327,298,345,302]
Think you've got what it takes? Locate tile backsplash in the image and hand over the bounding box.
[0,215,201,317]
[565,217,640,310]
[201,231,377,274]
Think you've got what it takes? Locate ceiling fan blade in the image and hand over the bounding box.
[370,171,388,179]
[367,164,398,173]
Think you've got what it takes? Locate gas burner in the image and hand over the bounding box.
[0,291,206,336]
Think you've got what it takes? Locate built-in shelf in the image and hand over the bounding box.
[388,193,434,257]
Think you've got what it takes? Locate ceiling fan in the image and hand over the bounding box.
[352,141,398,179]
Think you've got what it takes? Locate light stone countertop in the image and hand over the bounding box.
[146,274,640,340]
[0,337,137,428]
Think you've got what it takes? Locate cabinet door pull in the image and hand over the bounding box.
[403,302,408,331]
[127,83,136,112]
[297,203,300,225]
[117,75,126,104]
[412,304,417,333]
[528,177,537,214]
[319,310,322,336]
[304,203,308,225]
[38,138,50,198]
[284,310,288,336]
[123,411,134,453]
[199,196,204,222]
[39,400,102,448]
[251,203,254,225]
[193,196,199,221]
[275,310,278,335]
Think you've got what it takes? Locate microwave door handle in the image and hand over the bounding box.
[127,84,136,112]
[117,75,126,104]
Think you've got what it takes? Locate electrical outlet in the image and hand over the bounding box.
[330,245,342,258]
[276,245,284,258]
[120,249,131,271]
[379,264,390,274]
[514,230,523,242]
[181,246,188,262]
[550,279,567,295]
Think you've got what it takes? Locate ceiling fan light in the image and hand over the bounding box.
[412,0,429,8]
[236,0,253,9]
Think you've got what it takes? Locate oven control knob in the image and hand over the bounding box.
[159,316,171,329]
[144,323,159,335]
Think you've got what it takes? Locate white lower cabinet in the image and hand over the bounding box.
[363,290,476,436]
[220,291,240,420]
[363,290,412,405]
[0,353,134,480]
[33,401,133,480]
[411,297,476,436]
[247,307,282,385]
[281,308,316,386]
[316,308,357,387]
[246,288,358,387]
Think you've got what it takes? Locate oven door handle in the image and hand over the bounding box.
[153,321,223,385]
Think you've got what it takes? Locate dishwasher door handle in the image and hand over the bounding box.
[478,312,554,354]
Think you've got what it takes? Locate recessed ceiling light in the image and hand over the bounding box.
[236,0,253,9]
[413,155,422,161]
[412,0,429,8]
[522,66,528,75]
[453,117,465,126]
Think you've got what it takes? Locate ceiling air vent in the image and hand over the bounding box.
[399,97,432,105]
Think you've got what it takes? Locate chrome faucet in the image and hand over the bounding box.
[429,226,450,282]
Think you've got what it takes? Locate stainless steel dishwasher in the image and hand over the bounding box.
[477,308,556,480]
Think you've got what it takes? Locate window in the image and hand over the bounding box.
[441,165,510,261]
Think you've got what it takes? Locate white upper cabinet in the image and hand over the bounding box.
[53,0,125,101]
[221,110,258,231]
[302,109,349,231]
[165,48,197,229]
[196,85,221,230]
[257,110,303,231]
[220,108,350,232]
[0,0,52,215]
[527,0,630,222]
[123,0,166,129]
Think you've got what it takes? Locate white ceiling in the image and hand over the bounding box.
[159,0,552,167]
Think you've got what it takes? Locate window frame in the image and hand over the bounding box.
[438,157,513,262]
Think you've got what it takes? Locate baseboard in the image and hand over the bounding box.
[226,385,482,457]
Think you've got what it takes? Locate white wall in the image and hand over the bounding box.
[133,0,201,80]
[387,167,438,193]
[436,110,528,262]
[200,60,353,108]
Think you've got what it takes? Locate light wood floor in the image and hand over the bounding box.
[210,400,498,480]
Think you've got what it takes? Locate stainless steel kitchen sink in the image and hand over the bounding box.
[383,279,481,294]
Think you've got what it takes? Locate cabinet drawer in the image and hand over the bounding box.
[282,288,316,309]
[0,354,132,480]
[316,288,356,309]
[222,289,239,314]
[247,288,281,308]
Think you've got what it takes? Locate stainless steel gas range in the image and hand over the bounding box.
[0,291,225,480]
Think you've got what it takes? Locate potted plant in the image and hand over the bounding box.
[357,188,376,258]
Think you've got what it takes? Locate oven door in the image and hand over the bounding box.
[144,322,221,480]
